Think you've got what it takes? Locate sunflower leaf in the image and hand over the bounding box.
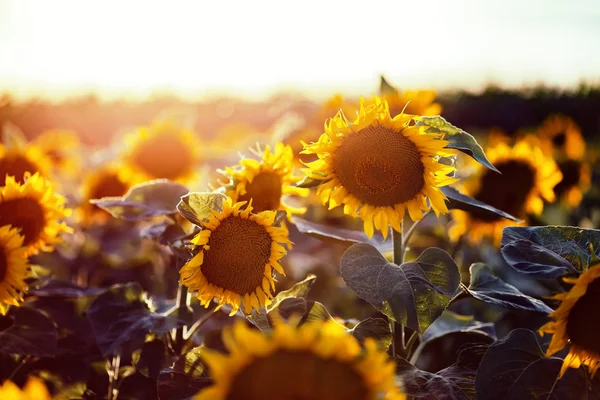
[418,116,499,173]
[133,339,172,381]
[442,186,520,222]
[157,367,211,400]
[501,225,600,278]
[475,329,589,400]
[0,307,58,357]
[462,263,553,314]
[295,175,324,189]
[422,310,496,343]
[177,192,227,226]
[348,317,392,352]
[91,179,189,221]
[340,244,460,334]
[271,274,317,307]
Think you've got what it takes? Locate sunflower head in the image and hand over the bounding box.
[121,118,203,184]
[540,263,600,378]
[0,377,53,400]
[378,89,442,117]
[0,141,52,184]
[179,198,290,316]
[33,129,81,176]
[0,225,29,315]
[220,142,309,218]
[302,95,457,239]
[553,160,592,208]
[449,140,562,245]
[77,163,132,223]
[538,114,586,161]
[195,319,404,400]
[0,173,72,256]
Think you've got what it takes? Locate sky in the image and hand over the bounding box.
[1,0,599,101]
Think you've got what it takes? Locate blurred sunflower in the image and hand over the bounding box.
[449,140,562,245]
[0,377,52,400]
[538,114,586,161]
[0,225,29,315]
[195,319,404,400]
[121,119,202,185]
[0,173,72,256]
[32,129,81,176]
[302,95,456,239]
[553,160,592,208]
[220,142,309,217]
[180,198,290,316]
[539,263,600,378]
[77,163,132,223]
[379,89,442,117]
[0,141,52,184]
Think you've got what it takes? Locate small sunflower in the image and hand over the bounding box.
[195,319,404,400]
[449,140,562,245]
[32,129,81,176]
[553,160,592,208]
[0,225,29,315]
[179,198,290,316]
[539,263,600,378]
[77,163,132,223]
[0,173,72,256]
[220,142,309,218]
[538,114,586,161]
[378,89,442,117]
[0,141,52,184]
[0,377,52,400]
[302,95,456,239]
[121,118,203,185]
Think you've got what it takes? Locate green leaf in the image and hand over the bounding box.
[501,225,600,278]
[348,317,392,352]
[157,367,212,400]
[295,175,324,189]
[133,339,171,380]
[174,346,208,379]
[0,307,58,357]
[463,263,553,313]
[423,310,496,343]
[475,329,588,400]
[270,274,317,309]
[177,192,227,226]
[418,116,499,172]
[91,180,189,221]
[442,186,520,222]
[340,244,460,333]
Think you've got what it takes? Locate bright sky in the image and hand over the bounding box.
[1,0,599,101]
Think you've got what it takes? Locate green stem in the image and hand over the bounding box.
[182,306,218,353]
[401,211,432,261]
[173,283,192,354]
[390,226,404,358]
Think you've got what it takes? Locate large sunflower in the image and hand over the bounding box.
[449,140,562,245]
[539,263,600,378]
[538,114,586,161]
[179,198,290,316]
[302,95,456,239]
[0,141,52,184]
[195,319,404,400]
[121,119,203,185]
[0,225,29,315]
[32,129,81,177]
[0,377,52,400]
[220,142,309,218]
[77,163,132,223]
[0,173,72,256]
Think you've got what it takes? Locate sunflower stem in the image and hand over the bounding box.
[390,226,404,358]
[182,306,218,353]
[173,282,192,355]
[401,211,432,261]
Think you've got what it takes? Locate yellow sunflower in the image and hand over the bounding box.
[538,114,586,161]
[553,160,592,208]
[302,95,456,239]
[121,118,203,185]
[179,198,290,316]
[0,173,72,256]
[77,163,132,223]
[220,142,309,218]
[0,225,29,315]
[377,89,442,117]
[0,141,52,184]
[195,319,404,400]
[539,263,600,378]
[32,129,81,176]
[449,140,562,245]
[0,377,52,400]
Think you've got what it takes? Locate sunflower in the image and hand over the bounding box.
[77,163,132,223]
[302,95,456,239]
[449,140,562,245]
[0,377,52,400]
[553,160,592,208]
[539,263,600,378]
[220,142,309,218]
[195,319,404,400]
[179,198,290,316]
[0,173,72,256]
[121,118,203,185]
[32,129,81,176]
[538,114,586,161]
[0,141,52,184]
[0,225,29,315]
[376,89,442,117]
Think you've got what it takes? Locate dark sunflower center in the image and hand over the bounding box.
[331,125,425,207]
[471,160,536,222]
[0,198,46,245]
[201,216,272,296]
[89,173,128,200]
[554,160,582,198]
[566,274,600,355]
[0,155,39,184]
[552,132,567,148]
[0,247,7,282]
[238,172,283,213]
[226,350,369,400]
[133,133,194,180]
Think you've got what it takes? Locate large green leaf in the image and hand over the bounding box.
[132,339,172,380]
[442,186,520,222]
[340,244,460,333]
[91,180,189,221]
[177,192,227,226]
[423,310,496,343]
[419,116,498,172]
[0,307,58,357]
[348,317,392,352]
[501,225,600,278]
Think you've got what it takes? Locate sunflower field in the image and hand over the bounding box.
[0,77,599,400]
